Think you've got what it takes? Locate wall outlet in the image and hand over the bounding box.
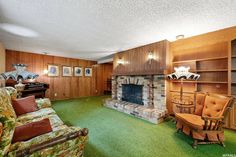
[54,93,57,97]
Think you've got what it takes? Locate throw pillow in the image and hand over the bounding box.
[12,118,52,143]
[12,95,38,116]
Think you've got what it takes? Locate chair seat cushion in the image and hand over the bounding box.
[175,113,204,130]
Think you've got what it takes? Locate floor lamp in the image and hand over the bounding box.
[167,66,200,102]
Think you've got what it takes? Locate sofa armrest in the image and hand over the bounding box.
[8,127,88,157]
[35,98,52,109]
[15,128,88,157]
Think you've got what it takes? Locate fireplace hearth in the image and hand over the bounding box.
[122,84,143,105]
[104,75,167,124]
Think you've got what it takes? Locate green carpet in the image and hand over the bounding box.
[52,96,236,157]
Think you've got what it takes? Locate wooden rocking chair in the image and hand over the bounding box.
[175,92,234,148]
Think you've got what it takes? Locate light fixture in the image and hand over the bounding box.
[176,34,184,40]
[117,58,124,65]
[0,23,39,37]
[167,66,200,101]
[0,64,39,81]
[148,51,154,64]
[43,69,49,75]
[0,64,39,91]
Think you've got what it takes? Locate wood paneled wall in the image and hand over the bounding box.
[0,42,6,87]
[168,26,236,107]
[113,40,170,75]
[0,43,5,73]
[5,50,113,100]
[94,63,113,94]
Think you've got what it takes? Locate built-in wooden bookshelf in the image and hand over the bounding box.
[229,39,236,130]
[168,25,236,129]
[169,39,236,129]
[170,42,229,96]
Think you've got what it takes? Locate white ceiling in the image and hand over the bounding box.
[0,0,236,61]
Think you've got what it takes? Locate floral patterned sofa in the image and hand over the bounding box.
[0,87,88,157]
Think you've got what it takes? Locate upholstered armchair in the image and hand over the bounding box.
[175,92,234,148]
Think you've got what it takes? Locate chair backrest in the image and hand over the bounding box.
[194,92,206,116]
[202,93,233,118]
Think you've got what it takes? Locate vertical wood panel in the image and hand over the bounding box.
[113,40,169,75]
[5,50,112,100]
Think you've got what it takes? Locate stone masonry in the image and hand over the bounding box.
[104,75,167,124]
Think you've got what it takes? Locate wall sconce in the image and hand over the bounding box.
[43,69,48,75]
[148,51,154,64]
[117,58,124,65]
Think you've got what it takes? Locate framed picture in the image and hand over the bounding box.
[85,67,92,77]
[48,64,59,77]
[74,66,83,76]
[62,66,72,76]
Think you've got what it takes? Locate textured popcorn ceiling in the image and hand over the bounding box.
[0,0,236,60]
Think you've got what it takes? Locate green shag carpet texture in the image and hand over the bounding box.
[52,96,236,157]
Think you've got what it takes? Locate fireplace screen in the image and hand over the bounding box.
[122,84,143,105]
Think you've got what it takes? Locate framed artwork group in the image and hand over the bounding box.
[47,64,92,77]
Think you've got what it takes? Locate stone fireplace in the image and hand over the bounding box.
[122,84,143,105]
[104,75,167,124]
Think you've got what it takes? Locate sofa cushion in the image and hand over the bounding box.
[12,118,52,143]
[16,114,65,131]
[36,98,52,109]
[9,126,86,154]
[202,95,231,118]
[175,113,204,130]
[12,96,38,116]
[17,108,56,124]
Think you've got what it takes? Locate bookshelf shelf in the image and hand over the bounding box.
[170,90,195,94]
[173,56,228,64]
[172,81,228,84]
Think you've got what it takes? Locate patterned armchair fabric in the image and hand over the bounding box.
[8,126,87,157]
[4,86,52,109]
[4,87,17,100]
[175,93,234,148]
[0,88,16,156]
[35,98,52,109]
[0,87,88,156]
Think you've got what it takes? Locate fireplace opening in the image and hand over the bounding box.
[122,84,143,105]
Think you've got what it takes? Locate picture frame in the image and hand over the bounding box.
[85,67,92,77]
[48,64,59,77]
[74,66,83,76]
[62,66,72,76]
